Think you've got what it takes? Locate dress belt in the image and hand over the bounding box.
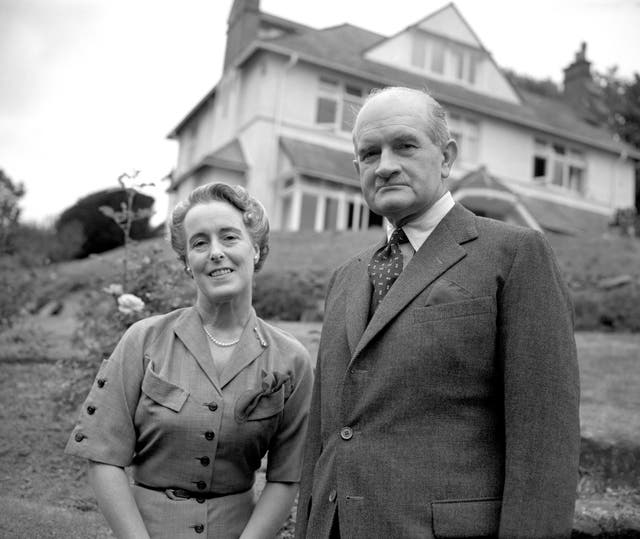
[134,481,229,500]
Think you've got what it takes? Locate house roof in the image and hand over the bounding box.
[240,22,639,159]
[169,138,247,190]
[280,137,359,187]
[451,166,612,235]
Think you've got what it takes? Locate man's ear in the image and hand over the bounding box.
[441,139,458,179]
[353,159,360,175]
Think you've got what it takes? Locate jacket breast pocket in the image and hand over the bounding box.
[413,296,494,322]
[431,497,501,538]
[140,364,188,413]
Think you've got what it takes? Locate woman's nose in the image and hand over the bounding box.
[209,242,225,261]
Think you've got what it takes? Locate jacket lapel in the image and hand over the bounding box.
[173,307,220,391]
[352,204,478,361]
[345,241,384,356]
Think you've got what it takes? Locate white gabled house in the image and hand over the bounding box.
[166,0,639,235]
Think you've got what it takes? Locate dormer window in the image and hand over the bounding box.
[533,139,586,195]
[411,32,480,86]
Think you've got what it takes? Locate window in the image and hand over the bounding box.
[300,193,318,230]
[448,113,479,163]
[315,77,365,132]
[533,140,586,194]
[411,32,482,86]
[324,197,339,230]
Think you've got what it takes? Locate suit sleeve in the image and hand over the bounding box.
[294,270,337,538]
[497,229,580,538]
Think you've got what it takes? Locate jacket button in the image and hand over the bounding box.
[328,489,337,503]
[96,379,106,388]
[204,431,215,441]
[196,481,206,490]
[340,427,353,440]
[86,406,96,415]
[207,402,218,412]
[199,456,210,466]
[194,524,204,533]
[74,432,85,442]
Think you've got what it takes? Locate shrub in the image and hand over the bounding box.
[0,255,36,329]
[253,268,329,321]
[56,187,154,259]
[573,283,640,332]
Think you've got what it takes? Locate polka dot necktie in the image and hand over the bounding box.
[368,227,409,313]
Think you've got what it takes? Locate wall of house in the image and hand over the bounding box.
[587,150,635,209]
[476,119,532,180]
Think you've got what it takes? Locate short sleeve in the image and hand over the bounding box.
[265,347,314,483]
[65,323,147,466]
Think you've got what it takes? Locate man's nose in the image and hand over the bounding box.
[375,148,400,179]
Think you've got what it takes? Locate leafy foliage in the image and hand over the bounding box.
[0,169,26,254]
[56,187,154,259]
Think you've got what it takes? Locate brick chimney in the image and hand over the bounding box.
[223,0,261,71]
[562,42,605,123]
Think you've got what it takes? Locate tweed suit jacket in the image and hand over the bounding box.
[295,203,580,539]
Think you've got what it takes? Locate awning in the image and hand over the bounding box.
[280,137,359,187]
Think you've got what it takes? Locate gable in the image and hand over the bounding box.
[417,3,481,48]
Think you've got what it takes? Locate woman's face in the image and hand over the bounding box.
[183,200,259,307]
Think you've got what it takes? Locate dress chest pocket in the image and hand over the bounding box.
[140,364,189,413]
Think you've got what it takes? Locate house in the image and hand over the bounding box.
[166,0,639,235]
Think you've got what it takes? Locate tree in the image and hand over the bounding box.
[0,169,25,253]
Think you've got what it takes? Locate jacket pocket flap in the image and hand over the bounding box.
[141,365,188,412]
[431,497,501,538]
[416,296,494,322]
[235,385,285,421]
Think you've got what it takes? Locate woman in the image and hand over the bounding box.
[66,183,313,538]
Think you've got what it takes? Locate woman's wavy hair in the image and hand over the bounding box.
[168,182,270,272]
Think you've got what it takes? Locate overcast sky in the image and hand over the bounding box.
[2,0,639,225]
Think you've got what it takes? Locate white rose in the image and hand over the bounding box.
[117,293,145,314]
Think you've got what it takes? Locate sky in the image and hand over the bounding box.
[1,0,639,225]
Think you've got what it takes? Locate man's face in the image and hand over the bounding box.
[353,92,456,226]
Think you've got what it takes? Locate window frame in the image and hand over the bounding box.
[533,139,587,195]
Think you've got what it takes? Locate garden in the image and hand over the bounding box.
[1,223,640,537]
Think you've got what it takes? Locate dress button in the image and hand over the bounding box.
[204,431,215,441]
[96,379,106,388]
[194,524,204,533]
[207,403,218,412]
[74,432,85,442]
[196,497,205,504]
[196,481,206,490]
[199,456,210,466]
[328,489,337,503]
[86,406,96,415]
[340,427,353,440]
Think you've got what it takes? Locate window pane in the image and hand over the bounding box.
[468,55,477,84]
[345,85,362,97]
[300,193,317,230]
[430,41,445,74]
[411,35,426,67]
[280,196,292,230]
[553,143,566,155]
[569,166,584,194]
[324,198,339,230]
[451,49,464,79]
[552,161,564,186]
[316,98,337,124]
[319,77,339,91]
[341,97,361,131]
[533,157,547,179]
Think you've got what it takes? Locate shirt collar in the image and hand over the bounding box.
[385,192,455,252]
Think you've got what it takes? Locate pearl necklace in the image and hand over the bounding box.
[203,325,240,347]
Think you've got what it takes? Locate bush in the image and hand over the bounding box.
[56,188,154,259]
[253,268,329,321]
[0,256,36,329]
[573,283,640,332]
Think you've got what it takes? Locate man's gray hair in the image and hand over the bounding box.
[354,87,451,149]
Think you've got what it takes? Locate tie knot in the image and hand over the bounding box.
[389,227,409,246]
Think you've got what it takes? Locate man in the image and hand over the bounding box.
[295,87,580,538]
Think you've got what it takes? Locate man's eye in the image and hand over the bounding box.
[361,150,378,161]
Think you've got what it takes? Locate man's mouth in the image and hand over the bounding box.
[209,268,233,277]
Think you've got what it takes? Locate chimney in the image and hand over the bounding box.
[562,42,603,122]
[223,0,261,71]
